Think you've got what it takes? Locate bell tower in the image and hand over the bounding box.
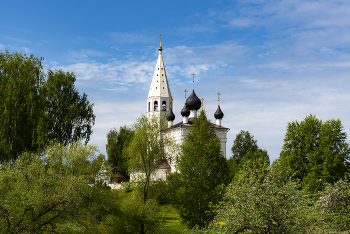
[147,35,172,119]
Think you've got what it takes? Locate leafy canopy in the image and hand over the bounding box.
[279,114,350,192]
[177,110,229,229]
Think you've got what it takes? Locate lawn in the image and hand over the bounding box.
[161,205,189,234]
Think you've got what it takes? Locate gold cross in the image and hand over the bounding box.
[191,73,196,90]
[217,92,221,105]
[184,89,188,102]
[160,34,162,47]
[201,98,204,109]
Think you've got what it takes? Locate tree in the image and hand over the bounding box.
[195,162,311,234]
[231,130,259,164]
[125,114,177,234]
[240,149,270,167]
[279,115,350,192]
[177,110,229,229]
[106,125,134,176]
[0,50,44,162]
[39,69,95,147]
[0,142,105,233]
[316,173,350,231]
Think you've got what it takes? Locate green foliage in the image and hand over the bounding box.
[240,149,270,169]
[0,51,95,163]
[197,162,310,234]
[279,115,350,193]
[0,142,104,233]
[39,69,96,147]
[0,50,44,162]
[316,173,350,231]
[231,130,259,164]
[177,110,229,229]
[106,125,134,176]
[112,191,162,234]
[126,114,178,202]
[229,131,269,181]
[125,114,178,234]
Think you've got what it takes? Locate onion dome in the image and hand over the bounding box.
[186,90,201,110]
[168,108,175,121]
[214,105,224,119]
[181,103,190,117]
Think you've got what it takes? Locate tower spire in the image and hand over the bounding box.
[159,34,162,51]
[147,38,171,118]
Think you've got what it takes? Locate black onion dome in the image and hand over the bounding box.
[168,108,175,121]
[214,105,224,119]
[181,103,190,117]
[186,90,201,110]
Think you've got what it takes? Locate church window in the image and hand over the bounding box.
[162,101,166,111]
[162,74,164,76]
[158,68,159,70]
[157,74,158,76]
[161,68,163,70]
[148,102,150,112]
[154,101,158,111]
[163,87,164,89]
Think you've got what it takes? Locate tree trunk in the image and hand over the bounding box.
[140,220,145,234]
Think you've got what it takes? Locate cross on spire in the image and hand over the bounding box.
[158,34,163,51]
[184,89,188,103]
[201,98,204,109]
[191,73,196,90]
[217,92,221,105]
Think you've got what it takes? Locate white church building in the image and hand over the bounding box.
[131,39,229,181]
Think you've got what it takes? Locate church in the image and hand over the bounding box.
[132,38,229,181]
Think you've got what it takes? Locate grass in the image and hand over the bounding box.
[161,205,189,234]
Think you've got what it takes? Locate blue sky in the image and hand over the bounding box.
[1,0,350,162]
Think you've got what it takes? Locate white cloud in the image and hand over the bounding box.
[228,17,254,28]
[21,47,31,54]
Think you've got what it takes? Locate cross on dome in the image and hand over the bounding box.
[191,73,196,90]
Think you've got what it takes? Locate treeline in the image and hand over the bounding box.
[105,111,350,233]
[2,50,350,233]
[0,50,95,162]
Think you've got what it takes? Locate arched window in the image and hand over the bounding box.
[148,102,150,112]
[162,101,166,111]
[154,101,158,111]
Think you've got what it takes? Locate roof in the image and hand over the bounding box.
[181,103,190,117]
[148,48,171,98]
[169,117,229,129]
[157,162,171,169]
[109,168,128,178]
[214,105,224,119]
[186,90,201,111]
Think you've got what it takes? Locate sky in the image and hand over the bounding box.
[1,0,350,162]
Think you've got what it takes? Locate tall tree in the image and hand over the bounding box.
[39,69,95,147]
[0,50,44,162]
[279,115,350,192]
[106,125,134,175]
[125,114,176,234]
[231,130,259,164]
[177,110,229,228]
